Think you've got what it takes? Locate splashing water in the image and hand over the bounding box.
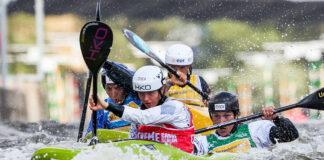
[1,120,324,159]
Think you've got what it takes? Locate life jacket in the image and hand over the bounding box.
[137,105,195,153]
[167,75,205,107]
[206,124,256,153]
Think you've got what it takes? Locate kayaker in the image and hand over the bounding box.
[164,44,210,107]
[86,61,141,135]
[193,91,299,154]
[88,65,195,153]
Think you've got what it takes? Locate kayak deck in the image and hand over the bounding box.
[31,139,236,160]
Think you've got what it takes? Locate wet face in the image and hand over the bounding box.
[168,65,190,76]
[211,111,237,137]
[105,84,126,105]
[137,90,162,109]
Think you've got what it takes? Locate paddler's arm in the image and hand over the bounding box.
[163,79,172,96]
[269,115,299,143]
[261,106,299,144]
[198,76,211,106]
[88,95,124,117]
[121,100,191,128]
[89,95,190,128]
[164,71,187,96]
[192,136,209,156]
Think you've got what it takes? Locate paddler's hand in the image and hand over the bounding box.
[261,106,277,120]
[89,95,109,110]
[168,71,187,86]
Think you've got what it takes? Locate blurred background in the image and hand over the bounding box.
[1,0,324,124]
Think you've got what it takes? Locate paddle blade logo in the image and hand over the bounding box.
[318,91,324,99]
[80,21,113,73]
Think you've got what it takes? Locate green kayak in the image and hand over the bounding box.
[31,129,237,160]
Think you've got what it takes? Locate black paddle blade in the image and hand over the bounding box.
[297,88,324,110]
[122,29,163,63]
[80,21,113,74]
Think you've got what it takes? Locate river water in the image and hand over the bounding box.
[0,120,323,160]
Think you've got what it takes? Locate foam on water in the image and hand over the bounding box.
[73,143,170,160]
[1,120,324,159]
[240,120,324,160]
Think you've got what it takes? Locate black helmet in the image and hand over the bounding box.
[208,91,239,116]
[101,61,135,93]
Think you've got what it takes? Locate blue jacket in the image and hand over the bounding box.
[86,93,141,135]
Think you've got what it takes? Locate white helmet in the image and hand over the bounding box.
[132,66,166,92]
[165,44,193,65]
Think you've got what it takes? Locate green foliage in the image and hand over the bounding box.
[8,63,36,74]
[197,19,281,70]
[134,17,187,40]
[6,12,321,110]
[8,13,36,44]
[277,23,321,41]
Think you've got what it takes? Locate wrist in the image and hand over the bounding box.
[166,79,172,87]
[104,102,109,110]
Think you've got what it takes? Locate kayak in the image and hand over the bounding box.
[31,129,237,160]
[85,129,129,142]
[32,139,236,160]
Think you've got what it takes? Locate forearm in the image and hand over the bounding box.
[192,136,209,155]
[104,103,125,117]
[121,106,171,125]
[269,115,299,143]
[104,102,171,125]
[104,102,169,125]
[163,79,172,96]
[122,102,190,128]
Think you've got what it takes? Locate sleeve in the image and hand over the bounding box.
[121,100,191,129]
[269,115,299,143]
[129,123,138,139]
[193,135,209,156]
[107,119,130,129]
[199,76,211,96]
[248,120,275,149]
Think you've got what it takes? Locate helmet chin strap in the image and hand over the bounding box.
[229,113,240,134]
[230,123,238,134]
[188,66,192,76]
[158,87,167,105]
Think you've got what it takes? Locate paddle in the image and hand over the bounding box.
[122,29,209,100]
[195,87,324,134]
[77,72,92,142]
[79,1,113,145]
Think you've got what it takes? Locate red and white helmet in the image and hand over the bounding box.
[165,44,193,65]
[132,66,166,92]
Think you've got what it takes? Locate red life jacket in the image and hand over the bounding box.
[137,106,195,153]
